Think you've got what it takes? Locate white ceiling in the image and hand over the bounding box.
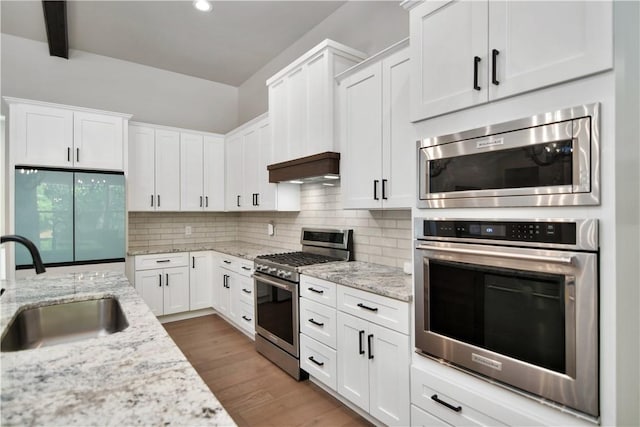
[0,0,347,87]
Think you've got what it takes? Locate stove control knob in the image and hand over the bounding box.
[277,270,285,277]
[268,267,277,274]
[283,271,292,278]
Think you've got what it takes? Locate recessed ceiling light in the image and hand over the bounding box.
[193,0,212,12]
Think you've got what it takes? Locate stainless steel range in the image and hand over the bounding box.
[254,228,353,380]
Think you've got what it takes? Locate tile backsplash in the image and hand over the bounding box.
[128,182,412,268]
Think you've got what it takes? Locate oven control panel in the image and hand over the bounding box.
[422,220,577,244]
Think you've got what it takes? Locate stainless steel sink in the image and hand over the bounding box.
[1,297,129,352]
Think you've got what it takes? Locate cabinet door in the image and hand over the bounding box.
[154,129,181,211]
[382,48,415,209]
[190,251,213,311]
[341,62,383,209]
[337,311,370,412]
[180,132,204,211]
[128,126,156,211]
[409,0,488,121]
[368,323,411,426]
[226,272,241,322]
[268,78,288,164]
[286,66,307,161]
[305,51,331,155]
[256,120,276,210]
[135,269,164,316]
[225,134,244,211]
[242,127,260,210]
[163,266,190,315]
[73,112,124,170]
[488,1,612,101]
[13,103,73,167]
[203,135,225,211]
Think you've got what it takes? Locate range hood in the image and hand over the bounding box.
[268,152,340,184]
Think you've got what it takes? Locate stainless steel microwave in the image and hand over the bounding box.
[417,104,600,208]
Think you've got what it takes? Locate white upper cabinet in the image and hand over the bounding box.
[225,114,299,212]
[128,125,180,211]
[408,0,613,121]
[267,40,367,164]
[5,97,130,171]
[180,132,225,211]
[340,41,415,209]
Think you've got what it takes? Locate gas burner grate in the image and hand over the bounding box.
[255,251,341,268]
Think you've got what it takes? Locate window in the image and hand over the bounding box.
[14,167,125,268]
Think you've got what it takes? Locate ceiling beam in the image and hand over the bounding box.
[42,0,68,59]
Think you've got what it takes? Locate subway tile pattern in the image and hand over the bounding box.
[128,183,412,268]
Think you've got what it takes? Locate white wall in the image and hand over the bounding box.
[237,1,408,123]
[1,35,239,133]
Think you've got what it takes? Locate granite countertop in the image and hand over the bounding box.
[299,261,413,302]
[128,241,288,261]
[0,272,236,426]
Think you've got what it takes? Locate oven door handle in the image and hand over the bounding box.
[254,273,294,291]
[416,244,574,265]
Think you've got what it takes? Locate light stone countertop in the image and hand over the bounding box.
[299,261,413,302]
[0,271,236,426]
[128,241,289,261]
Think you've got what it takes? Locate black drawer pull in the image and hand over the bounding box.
[242,315,252,322]
[431,394,462,413]
[241,266,252,271]
[242,288,252,294]
[357,303,378,312]
[308,318,324,327]
[308,356,324,367]
[223,260,231,264]
[156,259,171,263]
[359,330,365,355]
[308,287,324,294]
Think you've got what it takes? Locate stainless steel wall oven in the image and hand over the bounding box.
[414,218,599,417]
[417,103,600,208]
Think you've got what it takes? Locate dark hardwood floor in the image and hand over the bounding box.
[163,314,373,427]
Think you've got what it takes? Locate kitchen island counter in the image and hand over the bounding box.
[0,271,236,426]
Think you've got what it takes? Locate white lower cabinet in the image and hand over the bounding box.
[411,404,451,427]
[134,253,190,316]
[337,311,411,426]
[189,251,213,311]
[300,333,337,391]
[215,253,255,336]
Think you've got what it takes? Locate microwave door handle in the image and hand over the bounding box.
[416,244,574,265]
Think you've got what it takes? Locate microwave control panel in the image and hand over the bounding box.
[422,220,577,245]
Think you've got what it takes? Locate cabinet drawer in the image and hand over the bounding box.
[135,253,189,270]
[219,256,238,270]
[411,366,506,427]
[337,285,409,335]
[300,275,337,307]
[239,279,254,306]
[300,334,337,391]
[237,260,254,278]
[300,297,337,349]
[237,301,255,335]
[411,404,451,427]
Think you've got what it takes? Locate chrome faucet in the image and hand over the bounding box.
[1,235,46,274]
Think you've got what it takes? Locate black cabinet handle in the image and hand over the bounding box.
[192,257,195,269]
[165,273,169,286]
[473,56,481,90]
[492,49,500,85]
[431,394,462,413]
[252,193,256,206]
[255,193,260,206]
[76,148,80,162]
[359,330,365,355]
[158,274,162,287]
[237,195,241,207]
[308,318,324,327]
[242,315,252,322]
[242,288,252,294]
[156,259,171,263]
[357,302,379,312]
[157,194,161,207]
[150,194,154,207]
[367,334,374,359]
[67,147,71,162]
[241,266,251,271]
[223,260,231,264]
[373,180,379,200]
[308,356,324,367]
[308,287,324,294]
[223,274,228,288]
[200,196,203,207]
[205,196,208,208]
[382,179,388,200]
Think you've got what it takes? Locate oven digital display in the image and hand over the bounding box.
[481,225,506,237]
